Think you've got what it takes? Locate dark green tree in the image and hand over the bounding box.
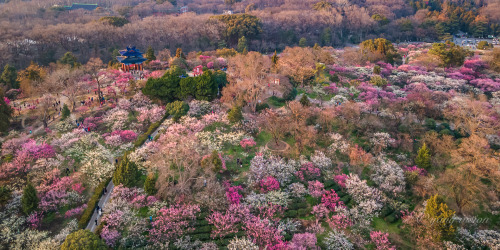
[61,230,107,250]
[142,66,185,102]
[21,182,38,215]
[144,173,157,196]
[113,154,139,187]
[213,70,228,89]
[477,41,492,50]
[227,106,243,123]
[0,186,11,206]
[0,64,19,89]
[179,77,197,99]
[372,14,389,26]
[429,42,468,67]
[360,38,400,64]
[196,71,217,101]
[370,75,387,87]
[165,101,189,122]
[61,104,70,119]
[211,14,262,45]
[271,51,278,66]
[145,46,156,63]
[58,52,79,68]
[237,36,248,53]
[0,90,12,133]
[321,27,332,46]
[299,37,307,47]
[416,143,431,170]
[299,94,310,106]
[99,16,129,27]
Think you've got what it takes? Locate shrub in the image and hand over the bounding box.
[166,101,189,122]
[113,153,139,187]
[300,95,311,106]
[477,41,493,50]
[283,88,297,101]
[21,182,38,215]
[144,173,157,196]
[255,103,269,112]
[228,106,243,123]
[133,120,162,148]
[415,143,431,169]
[370,75,387,87]
[0,186,11,206]
[61,229,107,250]
[61,104,70,119]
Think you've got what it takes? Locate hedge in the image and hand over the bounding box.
[133,120,163,148]
[78,177,111,229]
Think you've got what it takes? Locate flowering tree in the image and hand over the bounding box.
[370,231,395,250]
[370,157,405,195]
[248,155,297,185]
[207,204,250,239]
[321,189,343,211]
[149,204,200,244]
[243,217,284,248]
[259,176,280,193]
[288,233,318,249]
[308,181,325,198]
[225,183,243,204]
[323,230,354,250]
[334,174,348,188]
[240,138,256,149]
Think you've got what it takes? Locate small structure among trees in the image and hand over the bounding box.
[117,46,147,72]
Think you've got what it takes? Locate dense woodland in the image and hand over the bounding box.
[1,0,500,69]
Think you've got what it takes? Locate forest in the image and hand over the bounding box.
[0,0,499,69]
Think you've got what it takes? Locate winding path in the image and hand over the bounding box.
[85,122,165,232]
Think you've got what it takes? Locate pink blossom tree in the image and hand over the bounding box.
[308,181,325,198]
[244,217,284,248]
[149,204,200,243]
[259,176,280,193]
[370,231,395,250]
[321,189,343,211]
[207,204,250,239]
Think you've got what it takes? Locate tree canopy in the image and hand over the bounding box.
[61,230,107,250]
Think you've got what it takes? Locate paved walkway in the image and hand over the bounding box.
[85,180,114,232]
[84,123,165,232]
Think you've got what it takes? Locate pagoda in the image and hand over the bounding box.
[117,46,147,72]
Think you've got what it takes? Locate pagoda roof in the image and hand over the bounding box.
[64,3,98,10]
[119,46,144,57]
[117,56,147,65]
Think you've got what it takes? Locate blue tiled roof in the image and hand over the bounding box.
[117,46,146,65]
[64,3,98,10]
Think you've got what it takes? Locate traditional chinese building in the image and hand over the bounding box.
[117,46,147,72]
[64,3,98,11]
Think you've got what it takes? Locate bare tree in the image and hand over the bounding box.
[85,58,107,104]
[222,52,271,113]
[45,66,85,111]
[258,108,289,146]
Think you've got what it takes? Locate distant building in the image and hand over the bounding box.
[64,3,98,11]
[180,6,188,14]
[223,10,233,15]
